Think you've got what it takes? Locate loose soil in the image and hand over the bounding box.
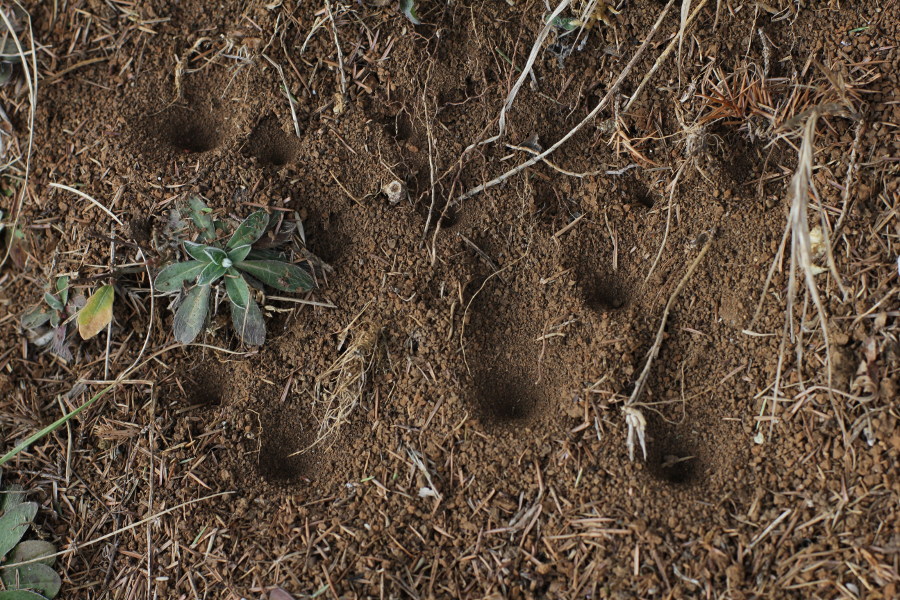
[1,1,898,598]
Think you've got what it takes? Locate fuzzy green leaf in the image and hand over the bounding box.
[42,293,63,313]
[226,210,269,251]
[0,62,12,86]
[154,261,205,293]
[245,248,286,261]
[173,285,210,344]
[1,563,61,599]
[77,285,114,340]
[230,294,265,346]
[227,243,252,263]
[202,246,229,266]
[187,196,217,242]
[1,486,26,510]
[235,260,314,293]
[0,502,38,559]
[399,0,421,24]
[54,277,68,306]
[196,261,227,286]
[0,590,51,600]
[223,269,250,309]
[8,540,57,567]
[20,306,51,329]
[183,241,213,263]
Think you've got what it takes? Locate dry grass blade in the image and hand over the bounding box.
[0,2,36,271]
[784,114,838,426]
[262,54,301,138]
[301,311,380,452]
[624,230,714,460]
[624,0,709,114]
[755,112,847,441]
[456,0,676,203]
[493,0,571,143]
[677,0,692,77]
[323,0,347,103]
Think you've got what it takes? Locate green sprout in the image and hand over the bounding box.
[20,276,83,363]
[0,479,61,599]
[154,203,315,346]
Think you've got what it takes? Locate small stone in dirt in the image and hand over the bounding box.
[383,180,406,204]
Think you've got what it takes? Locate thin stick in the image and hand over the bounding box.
[623,0,709,114]
[0,491,234,570]
[324,0,347,101]
[505,143,609,178]
[750,216,791,327]
[644,160,687,284]
[626,230,714,408]
[104,223,115,380]
[262,54,301,138]
[0,3,37,271]
[456,0,676,204]
[479,0,572,148]
[831,116,866,244]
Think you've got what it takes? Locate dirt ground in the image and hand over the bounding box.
[1,0,898,598]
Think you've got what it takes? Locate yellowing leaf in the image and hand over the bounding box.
[77,285,114,340]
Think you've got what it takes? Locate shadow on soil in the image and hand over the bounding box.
[645,420,705,486]
[154,104,227,153]
[473,368,542,425]
[244,113,300,166]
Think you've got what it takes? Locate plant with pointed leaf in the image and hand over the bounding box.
[154,206,315,346]
[20,277,84,362]
[0,478,61,599]
[77,285,114,340]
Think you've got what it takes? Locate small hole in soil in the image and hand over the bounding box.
[427,200,458,229]
[257,426,309,483]
[629,177,655,208]
[383,111,413,142]
[578,271,629,312]
[647,427,702,486]
[182,369,224,406]
[158,106,224,153]
[413,177,458,231]
[245,115,300,166]
[635,189,655,209]
[474,370,539,425]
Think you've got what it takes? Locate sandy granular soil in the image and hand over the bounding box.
[0,0,898,598]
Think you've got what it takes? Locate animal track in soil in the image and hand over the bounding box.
[134,77,752,501]
[462,259,550,432]
[151,103,230,154]
[243,113,301,167]
[180,364,226,407]
[256,406,314,484]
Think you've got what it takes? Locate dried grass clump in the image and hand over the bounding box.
[745,56,873,440]
[309,316,381,450]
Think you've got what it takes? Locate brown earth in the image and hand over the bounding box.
[1,0,899,598]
